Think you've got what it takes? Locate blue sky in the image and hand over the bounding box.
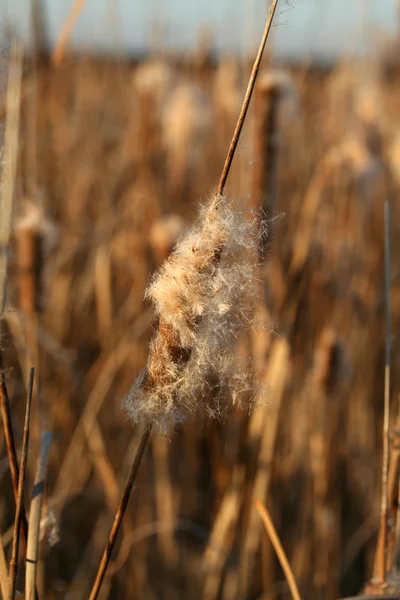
[1,0,399,60]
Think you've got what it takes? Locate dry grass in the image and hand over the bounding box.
[0,37,400,600]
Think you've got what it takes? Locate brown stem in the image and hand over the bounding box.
[217,0,279,195]
[255,500,302,600]
[251,82,281,258]
[51,0,87,65]
[8,369,34,600]
[372,201,392,583]
[88,425,153,600]
[0,350,29,550]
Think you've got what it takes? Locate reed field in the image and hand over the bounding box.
[1,16,400,600]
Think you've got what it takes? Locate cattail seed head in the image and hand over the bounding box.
[123,193,261,433]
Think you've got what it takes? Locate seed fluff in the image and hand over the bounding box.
[123,193,263,433]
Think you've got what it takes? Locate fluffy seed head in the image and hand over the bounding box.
[123,194,261,432]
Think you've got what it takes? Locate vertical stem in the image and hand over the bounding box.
[217,0,279,195]
[251,82,280,257]
[8,369,35,600]
[0,41,23,316]
[51,0,87,65]
[88,425,152,600]
[373,200,391,582]
[393,423,400,570]
[0,350,29,549]
[255,500,302,600]
[25,431,52,600]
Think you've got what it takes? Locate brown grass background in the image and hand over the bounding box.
[2,46,400,599]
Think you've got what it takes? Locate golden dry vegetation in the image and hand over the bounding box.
[1,42,400,599]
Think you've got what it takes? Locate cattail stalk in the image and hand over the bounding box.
[0,531,8,599]
[16,211,43,447]
[217,0,279,195]
[88,425,152,600]
[8,369,34,600]
[51,0,87,65]
[89,3,279,597]
[255,500,302,600]
[0,350,29,549]
[250,77,280,223]
[390,406,400,573]
[0,41,23,316]
[372,201,391,583]
[25,431,52,600]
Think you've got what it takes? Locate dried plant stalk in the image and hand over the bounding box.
[255,500,302,600]
[88,425,152,600]
[16,225,42,316]
[51,0,87,65]
[0,41,23,316]
[94,244,114,347]
[217,0,279,194]
[251,71,295,252]
[202,466,245,600]
[371,201,392,585]
[0,350,29,550]
[239,337,290,594]
[152,435,178,568]
[25,431,52,600]
[0,531,8,600]
[8,369,34,600]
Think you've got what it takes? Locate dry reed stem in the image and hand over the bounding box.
[51,0,87,65]
[250,71,288,227]
[94,244,113,347]
[202,465,245,600]
[385,409,400,571]
[217,0,279,194]
[289,154,336,276]
[50,340,132,507]
[88,425,152,600]
[392,437,400,570]
[255,500,302,600]
[86,420,121,510]
[16,224,42,316]
[25,431,52,600]
[8,368,34,600]
[239,337,290,593]
[372,201,392,583]
[0,530,8,599]
[0,41,23,316]
[152,435,179,568]
[0,350,29,550]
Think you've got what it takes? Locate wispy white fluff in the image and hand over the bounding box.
[123,194,262,433]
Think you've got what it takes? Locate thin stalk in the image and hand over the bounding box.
[51,0,87,65]
[217,0,279,195]
[373,200,392,581]
[393,413,400,570]
[25,431,52,600]
[251,80,280,258]
[0,41,23,316]
[0,350,29,549]
[8,368,34,600]
[255,500,302,600]
[0,530,9,599]
[88,424,152,600]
